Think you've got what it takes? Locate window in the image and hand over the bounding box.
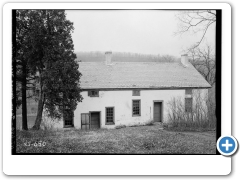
[88,90,99,97]
[106,107,114,124]
[185,98,193,113]
[185,89,192,95]
[132,100,141,116]
[132,90,140,96]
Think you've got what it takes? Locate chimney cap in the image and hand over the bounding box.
[105,51,112,65]
[105,51,112,54]
[181,54,189,67]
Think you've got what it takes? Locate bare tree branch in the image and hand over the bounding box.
[189,45,216,86]
[175,10,216,50]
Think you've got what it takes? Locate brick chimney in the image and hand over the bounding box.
[105,51,112,65]
[181,54,189,67]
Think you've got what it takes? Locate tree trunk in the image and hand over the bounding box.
[32,91,44,130]
[21,63,28,130]
[32,73,45,130]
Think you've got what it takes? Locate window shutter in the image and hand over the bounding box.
[185,98,193,112]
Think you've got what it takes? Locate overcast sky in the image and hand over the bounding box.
[66,10,215,57]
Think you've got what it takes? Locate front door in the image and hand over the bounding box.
[90,112,100,129]
[81,113,90,130]
[154,102,162,122]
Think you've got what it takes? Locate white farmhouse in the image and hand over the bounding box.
[61,51,211,129]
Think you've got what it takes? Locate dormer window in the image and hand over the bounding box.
[88,90,99,97]
[185,89,192,95]
[132,90,140,96]
[185,89,192,98]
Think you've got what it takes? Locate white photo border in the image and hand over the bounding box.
[3,2,231,175]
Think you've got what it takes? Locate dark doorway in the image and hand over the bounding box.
[63,109,74,127]
[90,112,100,129]
[153,102,163,122]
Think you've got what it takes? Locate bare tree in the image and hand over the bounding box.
[167,90,216,130]
[161,55,177,62]
[175,10,216,50]
[189,45,216,86]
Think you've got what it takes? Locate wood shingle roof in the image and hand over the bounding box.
[78,62,211,89]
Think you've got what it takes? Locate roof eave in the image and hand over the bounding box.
[81,86,212,91]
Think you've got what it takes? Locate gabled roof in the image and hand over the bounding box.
[78,62,211,89]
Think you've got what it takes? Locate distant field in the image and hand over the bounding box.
[16,97,38,130]
[16,98,38,115]
[16,116,36,130]
[75,52,178,62]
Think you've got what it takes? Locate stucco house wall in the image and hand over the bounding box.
[73,89,209,129]
[39,88,208,130]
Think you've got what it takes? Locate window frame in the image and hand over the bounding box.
[132,90,140,96]
[132,99,141,116]
[88,90,99,97]
[105,107,115,125]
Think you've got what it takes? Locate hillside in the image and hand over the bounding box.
[75,51,179,63]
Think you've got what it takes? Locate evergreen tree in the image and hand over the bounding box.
[16,10,35,130]
[16,10,82,130]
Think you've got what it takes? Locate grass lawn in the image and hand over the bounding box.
[16,125,216,154]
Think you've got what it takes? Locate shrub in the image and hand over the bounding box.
[129,123,140,127]
[166,90,216,131]
[40,110,62,130]
[144,120,155,126]
[115,125,126,129]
